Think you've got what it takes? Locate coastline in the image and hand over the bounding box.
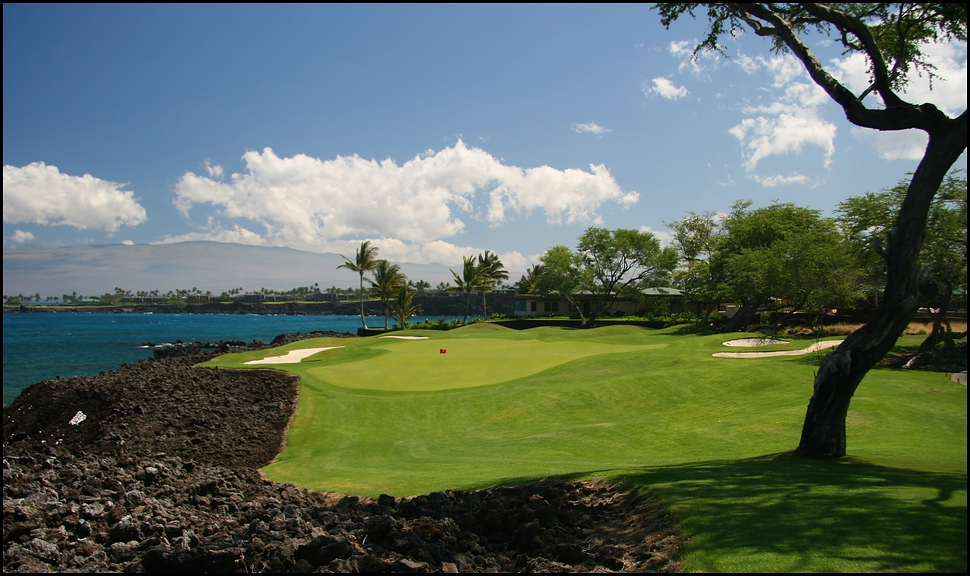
[4,293,516,317]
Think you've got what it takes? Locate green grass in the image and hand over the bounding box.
[202,323,967,572]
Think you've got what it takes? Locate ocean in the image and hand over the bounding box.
[2,312,464,405]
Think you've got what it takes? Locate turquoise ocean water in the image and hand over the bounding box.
[2,312,463,405]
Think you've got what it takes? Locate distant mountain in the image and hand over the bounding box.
[2,242,459,296]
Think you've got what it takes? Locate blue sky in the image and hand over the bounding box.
[4,4,967,272]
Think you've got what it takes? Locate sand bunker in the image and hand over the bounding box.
[723,338,788,347]
[714,340,843,358]
[379,336,429,340]
[244,346,345,365]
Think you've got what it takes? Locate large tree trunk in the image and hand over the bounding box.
[797,123,966,458]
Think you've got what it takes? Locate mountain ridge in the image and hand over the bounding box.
[2,241,464,296]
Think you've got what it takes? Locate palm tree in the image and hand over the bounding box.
[450,255,482,324]
[391,286,423,329]
[369,259,406,330]
[476,250,508,319]
[337,240,380,328]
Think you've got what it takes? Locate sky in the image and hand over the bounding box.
[3,4,967,273]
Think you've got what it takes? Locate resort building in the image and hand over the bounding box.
[513,287,701,318]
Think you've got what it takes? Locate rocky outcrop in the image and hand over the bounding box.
[3,338,680,573]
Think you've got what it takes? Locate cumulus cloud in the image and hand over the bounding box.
[751,173,809,187]
[3,162,147,231]
[725,54,837,179]
[172,141,638,264]
[571,122,611,135]
[122,240,134,246]
[11,230,35,244]
[647,77,690,100]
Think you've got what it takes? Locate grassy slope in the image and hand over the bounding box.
[203,324,967,572]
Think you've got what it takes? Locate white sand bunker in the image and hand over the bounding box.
[723,338,788,347]
[714,340,843,358]
[244,346,345,365]
[379,335,429,340]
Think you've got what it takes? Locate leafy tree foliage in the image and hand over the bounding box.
[476,250,509,319]
[577,227,678,320]
[369,260,406,330]
[718,202,857,332]
[529,227,676,324]
[666,211,725,322]
[534,246,592,324]
[391,286,422,329]
[658,3,967,457]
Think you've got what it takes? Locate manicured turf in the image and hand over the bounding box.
[203,324,967,572]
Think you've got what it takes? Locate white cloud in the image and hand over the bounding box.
[203,160,224,178]
[668,40,720,75]
[849,128,928,160]
[647,77,690,100]
[729,107,836,172]
[726,54,837,178]
[172,141,638,264]
[159,222,269,246]
[571,122,611,135]
[11,230,35,244]
[751,173,809,187]
[3,162,147,231]
[122,240,134,246]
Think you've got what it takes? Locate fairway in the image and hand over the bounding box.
[202,324,967,572]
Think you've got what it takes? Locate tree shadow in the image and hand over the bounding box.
[617,452,967,571]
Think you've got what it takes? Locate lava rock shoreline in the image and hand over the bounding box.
[3,334,680,573]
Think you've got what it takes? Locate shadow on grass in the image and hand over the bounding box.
[617,452,967,572]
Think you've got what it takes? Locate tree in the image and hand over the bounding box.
[369,259,406,330]
[337,240,380,329]
[516,264,545,294]
[667,211,726,322]
[533,246,592,324]
[476,250,509,319]
[716,202,858,332]
[659,4,968,457]
[450,255,482,323]
[577,227,677,321]
[391,286,422,329]
[837,170,967,350]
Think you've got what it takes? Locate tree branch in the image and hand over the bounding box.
[733,3,945,133]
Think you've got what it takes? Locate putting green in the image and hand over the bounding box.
[306,337,660,391]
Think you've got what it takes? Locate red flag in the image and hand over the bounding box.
[440,349,447,354]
